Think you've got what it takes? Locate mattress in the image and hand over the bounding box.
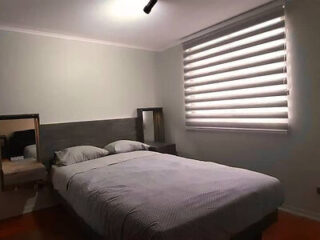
[51,151,283,240]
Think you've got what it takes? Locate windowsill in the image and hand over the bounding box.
[185,126,288,134]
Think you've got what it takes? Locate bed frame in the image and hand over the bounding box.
[40,117,278,240]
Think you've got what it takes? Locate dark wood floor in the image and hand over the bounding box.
[263,211,320,240]
[0,206,319,240]
[0,207,86,240]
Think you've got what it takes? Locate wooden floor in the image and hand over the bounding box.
[0,206,319,240]
[263,211,320,240]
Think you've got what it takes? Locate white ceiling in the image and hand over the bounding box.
[0,0,273,51]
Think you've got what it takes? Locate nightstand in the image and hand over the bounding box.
[147,142,177,155]
[1,158,47,191]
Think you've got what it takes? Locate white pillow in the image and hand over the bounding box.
[55,145,109,166]
[24,144,37,159]
[104,140,149,154]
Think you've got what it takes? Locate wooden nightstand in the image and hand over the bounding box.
[147,142,177,155]
[1,158,47,191]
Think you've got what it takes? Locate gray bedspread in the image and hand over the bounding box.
[52,151,283,240]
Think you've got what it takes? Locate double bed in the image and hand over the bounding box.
[40,118,284,240]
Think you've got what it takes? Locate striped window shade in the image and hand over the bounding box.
[183,3,288,132]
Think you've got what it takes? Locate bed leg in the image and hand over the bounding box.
[253,233,262,240]
[231,231,262,240]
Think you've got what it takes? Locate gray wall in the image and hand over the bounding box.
[0,30,161,220]
[156,0,320,220]
[0,30,161,124]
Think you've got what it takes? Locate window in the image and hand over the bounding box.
[183,3,288,132]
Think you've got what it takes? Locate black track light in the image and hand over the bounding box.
[143,0,157,14]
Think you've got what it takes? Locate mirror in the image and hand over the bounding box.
[0,114,45,191]
[142,111,155,142]
[137,108,165,143]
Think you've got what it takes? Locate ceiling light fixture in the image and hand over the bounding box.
[144,0,158,14]
[105,0,146,21]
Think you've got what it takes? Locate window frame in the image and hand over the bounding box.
[182,1,289,133]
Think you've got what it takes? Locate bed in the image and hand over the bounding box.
[40,118,284,240]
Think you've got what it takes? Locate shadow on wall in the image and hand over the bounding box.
[0,187,58,221]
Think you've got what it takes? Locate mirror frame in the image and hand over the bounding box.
[0,114,40,190]
[137,108,165,143]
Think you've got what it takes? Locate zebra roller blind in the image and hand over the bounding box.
[183,5,288,132]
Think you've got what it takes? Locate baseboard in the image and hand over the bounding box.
[280,205,320,222]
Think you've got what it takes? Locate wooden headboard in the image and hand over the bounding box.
[39,118,138,168]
